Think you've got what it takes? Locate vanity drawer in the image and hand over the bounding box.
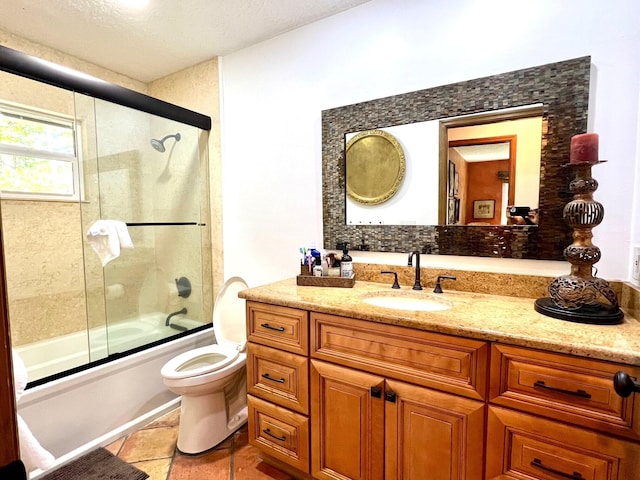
[247,342,309,414]
[311,312,489,400]
[247,301,309,355]
[486,406,640,480]
[490,343,640,439]
[248,394,310,474]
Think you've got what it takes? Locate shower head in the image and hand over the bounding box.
[151,133,181,152]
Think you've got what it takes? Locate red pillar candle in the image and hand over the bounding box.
[570,133,599,164]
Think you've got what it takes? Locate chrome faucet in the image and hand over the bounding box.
[407,251,422,290]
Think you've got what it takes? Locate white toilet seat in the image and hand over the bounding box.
[212,276,249,349]
[160,344,239,380]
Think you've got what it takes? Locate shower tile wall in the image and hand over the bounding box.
[82,147,156,328]
[79,95,211,333]
[3,99,211,350]
[148,59,219,310]
[2,200,86,345]
[0,39,221,356]
[0,69,84,347]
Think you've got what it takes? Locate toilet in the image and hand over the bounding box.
[161,276,249,454]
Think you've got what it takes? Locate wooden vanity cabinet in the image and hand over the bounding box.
[245,300,640,480]
[310,312,488,480]
[246,301,312,474]
[486,406,640,480]
[486,343,640,480]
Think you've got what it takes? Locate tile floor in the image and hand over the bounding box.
[105,408,294,480]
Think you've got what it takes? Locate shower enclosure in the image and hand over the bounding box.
[0,48,213,385]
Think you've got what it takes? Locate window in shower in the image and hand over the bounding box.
[0,102,82,201]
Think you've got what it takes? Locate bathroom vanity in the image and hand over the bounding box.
[240,278,640,480]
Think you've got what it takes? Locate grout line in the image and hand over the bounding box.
[163,427,180,480]
[113,434,128,457]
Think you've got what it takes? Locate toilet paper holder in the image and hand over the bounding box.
[176,277,191,298]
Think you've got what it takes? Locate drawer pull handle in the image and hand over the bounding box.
[385,391,397,403]
[533,380,591,399]
[260,323,285,332]
[371,386,382,398]
[531,458,585,479]
[263,428,286,442]
[261,373,285,383]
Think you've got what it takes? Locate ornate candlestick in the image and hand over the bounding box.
[535,160,623,324]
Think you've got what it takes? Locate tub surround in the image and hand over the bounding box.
[239,274,640,366]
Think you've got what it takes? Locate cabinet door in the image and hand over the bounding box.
[385,379,485,480]
[311,360,385,480]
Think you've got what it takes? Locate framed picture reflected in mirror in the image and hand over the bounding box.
[448,161,455,197]
[473,199,495,219]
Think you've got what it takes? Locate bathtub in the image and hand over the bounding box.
[17,313,204,382]
[16,315,212,477]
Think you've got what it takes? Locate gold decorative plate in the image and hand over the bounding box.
[346,129,406,205]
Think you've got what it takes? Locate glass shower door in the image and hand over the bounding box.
[79,95,212,361]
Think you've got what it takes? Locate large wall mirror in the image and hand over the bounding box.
[321,56,591,260]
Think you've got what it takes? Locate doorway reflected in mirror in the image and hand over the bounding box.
[443,106,543,227]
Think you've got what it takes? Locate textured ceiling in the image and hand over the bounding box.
[0,0,371,82]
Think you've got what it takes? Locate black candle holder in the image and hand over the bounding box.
[534,160,623,324]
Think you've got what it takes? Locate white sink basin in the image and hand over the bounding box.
[361,292,452,312]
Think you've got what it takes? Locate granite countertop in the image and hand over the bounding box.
[239,277,640,366]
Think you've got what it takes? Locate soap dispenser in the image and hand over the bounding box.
[339,243,353,278]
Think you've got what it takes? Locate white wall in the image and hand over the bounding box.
[345,122,440,226]
[220,0,640,287]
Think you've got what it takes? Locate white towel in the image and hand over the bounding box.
[12,349,27,403]
[12,350,56,473]
[86,220,134,266]
[17,414,55,473]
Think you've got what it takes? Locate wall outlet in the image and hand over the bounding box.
[633,247,640,282]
